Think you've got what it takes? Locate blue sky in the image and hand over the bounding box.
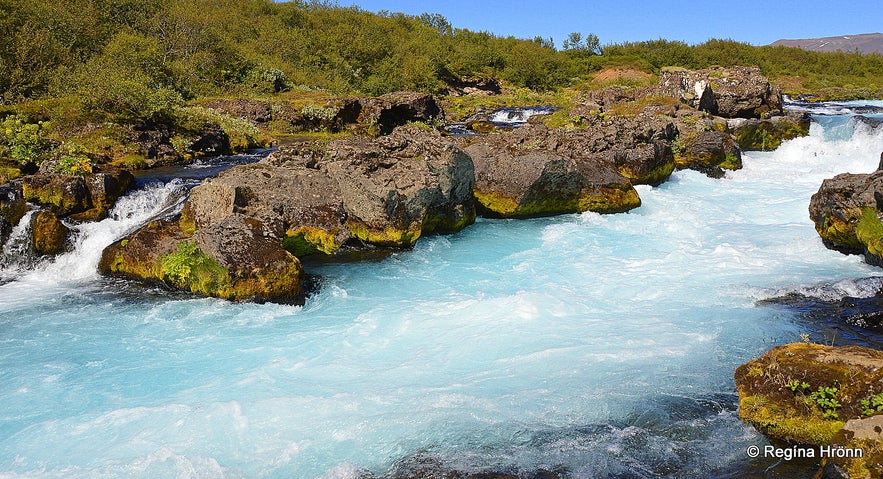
[333,0,883,47]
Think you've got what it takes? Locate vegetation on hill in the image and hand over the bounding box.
[0,0,882,173]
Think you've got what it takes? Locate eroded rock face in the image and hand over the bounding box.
[658,66,783,118]
[464,123,642,218]
[358,92,444,135]
[809,170,883,264]
[673,130,742,177]
[736,343,883,478]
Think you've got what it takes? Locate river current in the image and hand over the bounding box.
[2,102,883,478]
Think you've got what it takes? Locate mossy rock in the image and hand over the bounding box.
[673,130,742,171]
[733,117,810,151]
[21,174,92,217]
[30,210,69,255]
[736,343,883,447]
[100,218,304,302]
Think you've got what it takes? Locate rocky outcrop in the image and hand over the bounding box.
[101,126,474,301]
[30,210,69,255]
[464,123,643,218]
[0,181,27,247]
[729,112,811,151]
[809,170,883,264]
[21,166,133,220]
[99,218,304,302]
[736,343,883,478]
[358,92,444,135]
[444,77,503,97]
[658,66,783,118]
[673,129,742,177]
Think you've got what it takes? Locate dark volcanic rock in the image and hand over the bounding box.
[21,174,91,217]
[359,92,444,135]
[674,130,742,176]
[658,66,783,118]
[30,210,69,256]
[729,112,811,151]
[809,170,883,264]
[464,123,642,218]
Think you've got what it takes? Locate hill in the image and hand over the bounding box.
[770,33,883,54]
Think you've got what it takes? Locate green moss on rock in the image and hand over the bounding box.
[283,226,344,256]
[31,210,69,255]
[735,119,810,151]
[159,241,232,297]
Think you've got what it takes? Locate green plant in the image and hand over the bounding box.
[56,144,93,175]
[810,386,842,419]
[860,392,883,416]
[159,241,231,295]
[0,115,54,165]
[785,380,810,392]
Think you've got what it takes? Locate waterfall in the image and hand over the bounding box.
[0,180,188,285]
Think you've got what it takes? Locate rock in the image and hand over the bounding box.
[673,130,742,175]
[730,112,811,151]
[72,166,134,221]
[658,66,783,118]
[445,77,502,97]
[465,123,642,218]
[386,453,564,479]
[738,342,883,479]
[21,174,91,217]
[181,160,351,257]
[21,167,133,221]
[99,218,303,302]
[358,92,444,135]
[203,99,273,124]
[878,152,883,171]
[808,171,883,264]
[30,210,69,255]
[0,181,27,247]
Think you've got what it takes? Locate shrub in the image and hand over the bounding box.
[0,115,54,165]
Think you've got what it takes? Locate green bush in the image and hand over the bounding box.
[0,115,54,165]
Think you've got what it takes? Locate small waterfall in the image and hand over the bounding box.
[1,180,188,285]
[0,209,37,281]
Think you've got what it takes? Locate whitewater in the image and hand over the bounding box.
[2,105,883,478]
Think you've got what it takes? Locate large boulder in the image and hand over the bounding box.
[809,170,883,264]
[21,166,133,220]
[464,123,642,218]
[21,174,91,217]
[658,66,783,118]
[736,343,883,478]
[673,130,742,177]
[730,112,811,151]
[186,126,475,255]
[99,218,304,302]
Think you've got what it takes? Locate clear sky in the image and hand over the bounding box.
[332,0,883,48]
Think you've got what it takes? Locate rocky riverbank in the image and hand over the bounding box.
[0,66,816,301]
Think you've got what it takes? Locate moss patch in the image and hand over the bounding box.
[856,207,883,259]
[346,221,422,247]
[283,226,343,257]
[735,120,810,151]
[159,241,232,297]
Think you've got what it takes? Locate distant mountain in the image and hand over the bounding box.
[770,33,883,54]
